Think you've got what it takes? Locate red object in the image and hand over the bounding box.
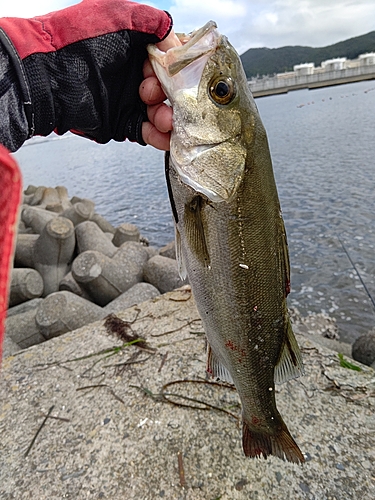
[0,0,171,59]
[0,145,22,362]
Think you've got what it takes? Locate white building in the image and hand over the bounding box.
[293,63,315,76]
[321,58,347,71]
[359,53,375,66]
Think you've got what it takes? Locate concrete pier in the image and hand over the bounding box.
[250,66,375,97]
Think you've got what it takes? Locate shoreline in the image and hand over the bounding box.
[251,72,375,98]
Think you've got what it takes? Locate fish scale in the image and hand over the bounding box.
[149,21,305,463]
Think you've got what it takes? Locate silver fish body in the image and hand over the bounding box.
[149,22,304,463]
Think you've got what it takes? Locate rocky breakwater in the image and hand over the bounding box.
[5,185,187,355]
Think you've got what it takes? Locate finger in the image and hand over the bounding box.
[143,58,155,79]
[142,122,171,151]
[147,103,173,133]
[139,76,166,105]
[156,29,182,52]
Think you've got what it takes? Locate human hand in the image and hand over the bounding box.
[0,0,175,150]
[140,30,182,150]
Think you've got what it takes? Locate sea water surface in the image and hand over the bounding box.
[14,80,375,343]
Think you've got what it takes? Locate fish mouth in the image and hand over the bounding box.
[148,21,219,77]
[168,21,219,76]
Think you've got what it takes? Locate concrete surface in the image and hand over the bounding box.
[1,286,374,499]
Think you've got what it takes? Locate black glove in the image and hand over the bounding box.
[0,0,172,149]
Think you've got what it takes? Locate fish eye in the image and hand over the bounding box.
[208,76,236,105]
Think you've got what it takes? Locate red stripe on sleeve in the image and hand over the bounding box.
[0,145,22,362]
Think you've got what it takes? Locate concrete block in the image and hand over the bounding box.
[21,206,56,234]
[55,186,72,211]
[34,217,75,295]
[112,223,140,247]
[159,240,176,259]
[35,291,105,339]
[75,221,117,257]
[70,196,95,213]
[104,282,160,314]
[143,255,188,294]
[72,243,148,306]
[28,186,47,206]
[2,334,21,358]
[24,184,37,195]
[5,308,45,348]
[38,187,61,208]
[59,271,92,300]
[9,268,44,307]
[17,220,31,234]
[90,213,116,234]
[6,298,44,318]
[60,202,94,226]
[14,234,38,267]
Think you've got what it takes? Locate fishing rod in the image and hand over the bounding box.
[338,236,375,313]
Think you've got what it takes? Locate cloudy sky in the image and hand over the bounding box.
[1,0,374,54]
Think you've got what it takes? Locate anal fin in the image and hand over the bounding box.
[206,344,234,384]
[275,317,304,385]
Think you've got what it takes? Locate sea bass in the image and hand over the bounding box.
[148,22,305,463]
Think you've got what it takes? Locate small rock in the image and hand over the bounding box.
[352,330,375,366]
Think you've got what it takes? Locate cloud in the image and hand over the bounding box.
[0,1,78,18]
[168,0,375,53]
[1,0,374,54]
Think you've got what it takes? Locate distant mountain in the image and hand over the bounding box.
[240,31,375,78]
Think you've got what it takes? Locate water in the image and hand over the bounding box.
[13,80,375,343]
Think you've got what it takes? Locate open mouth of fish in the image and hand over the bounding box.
[149,21,220,78]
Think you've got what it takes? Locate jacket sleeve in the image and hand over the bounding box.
[0,0,173,152]
[0,44,29,152]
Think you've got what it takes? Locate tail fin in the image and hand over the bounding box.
[242,420,304,464]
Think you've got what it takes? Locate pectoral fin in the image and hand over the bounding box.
[274,317,304,385]
[184,195,210,267]
[175,226,187,280]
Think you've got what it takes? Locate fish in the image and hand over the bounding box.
[148,21,305,464]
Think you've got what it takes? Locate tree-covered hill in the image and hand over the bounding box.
[240,31,375,78]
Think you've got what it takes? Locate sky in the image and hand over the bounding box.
[1,0,374,54]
